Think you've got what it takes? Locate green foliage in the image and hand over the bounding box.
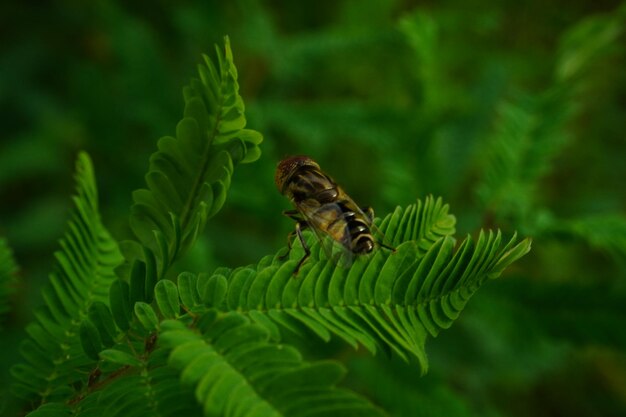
[475,4,626,268]
[160,315,385,417]
[3,37,530,417]
[125,36,262,284]
[216,198,529,370]
[556,3,626,83]
[477,89,573,225]
[11,152,123,403]
[3,2,625,417]
[547,214,626,267]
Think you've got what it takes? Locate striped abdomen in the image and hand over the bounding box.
[333,201,374,254]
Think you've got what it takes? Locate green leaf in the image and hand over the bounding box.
[12,152,123,402]
[127,36,263,278]
[143,247,158,303]
[75,350,200,416]
[160,314,385,417]
[476,91,574,224]
[155,279,180,319]
[178,272,201,310]
[548,214,626,265]
[199,273,228,307]
[109,279,132,331]
[99,348,143,367]
[129,259,147,305]
[79,319,102,361]
[217,198,530,372]
[134,301,159,331]
[556,7,625,82]
[87,301,117,347]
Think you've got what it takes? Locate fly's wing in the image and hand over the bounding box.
[295,198,355,268]
[319,203,357,268]
[311,188,376,268]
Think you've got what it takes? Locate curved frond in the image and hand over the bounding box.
[128,36,263,278]
[556,4,626,82]
[159,314,385,417]
[214,198,530,371]
[25,352,200,417]
[548,214,626,266]
[377,195,455,250]
[74,350,200,417]
[0,237,18,327]
[11,152,123,403]
[476,91,573,223]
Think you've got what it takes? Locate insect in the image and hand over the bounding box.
[275,155,394,274]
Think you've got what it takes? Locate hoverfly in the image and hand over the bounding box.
[275,155,394,274]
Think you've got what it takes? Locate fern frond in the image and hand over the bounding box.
[399,10,443,111]
[174,197,529,372]
[24,352,200,417]
[235,234,529,371]
[128,36,263,278]
[479,4,625,228]
[548,214,626,265]
[159,314,386,417]
[476,90,573,224]
[377,195,455,250]
[556,3,626,83]
[74,349,200,417]
[0,237,18,326]
[11,152,123,403]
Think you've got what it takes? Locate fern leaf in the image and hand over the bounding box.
[399,10,443,112]
[0,237,18,327]
[159,314,386,417]
[377,195,455,250]
[26,297,197,416]
[25,403,72,417]
[73,350,201,417]
[25,352,201,417]
[128,36,263,277]
[216,198,530,372]
[556,3,626,82]
[548,214,626,265]
[11,152,123,403]
[476,91,573,223]
[478,4,625,227]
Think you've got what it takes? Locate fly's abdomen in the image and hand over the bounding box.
[333,201,375,254]
[348,218,374,254]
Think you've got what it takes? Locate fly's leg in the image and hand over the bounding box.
[278,224,306,260]
[292,221,311,275]
[283,209,303,222]
[379,241,396,252]
[279,220,311,273]
[279,209,309,261]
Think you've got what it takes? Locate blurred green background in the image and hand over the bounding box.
[2,1,625,416]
